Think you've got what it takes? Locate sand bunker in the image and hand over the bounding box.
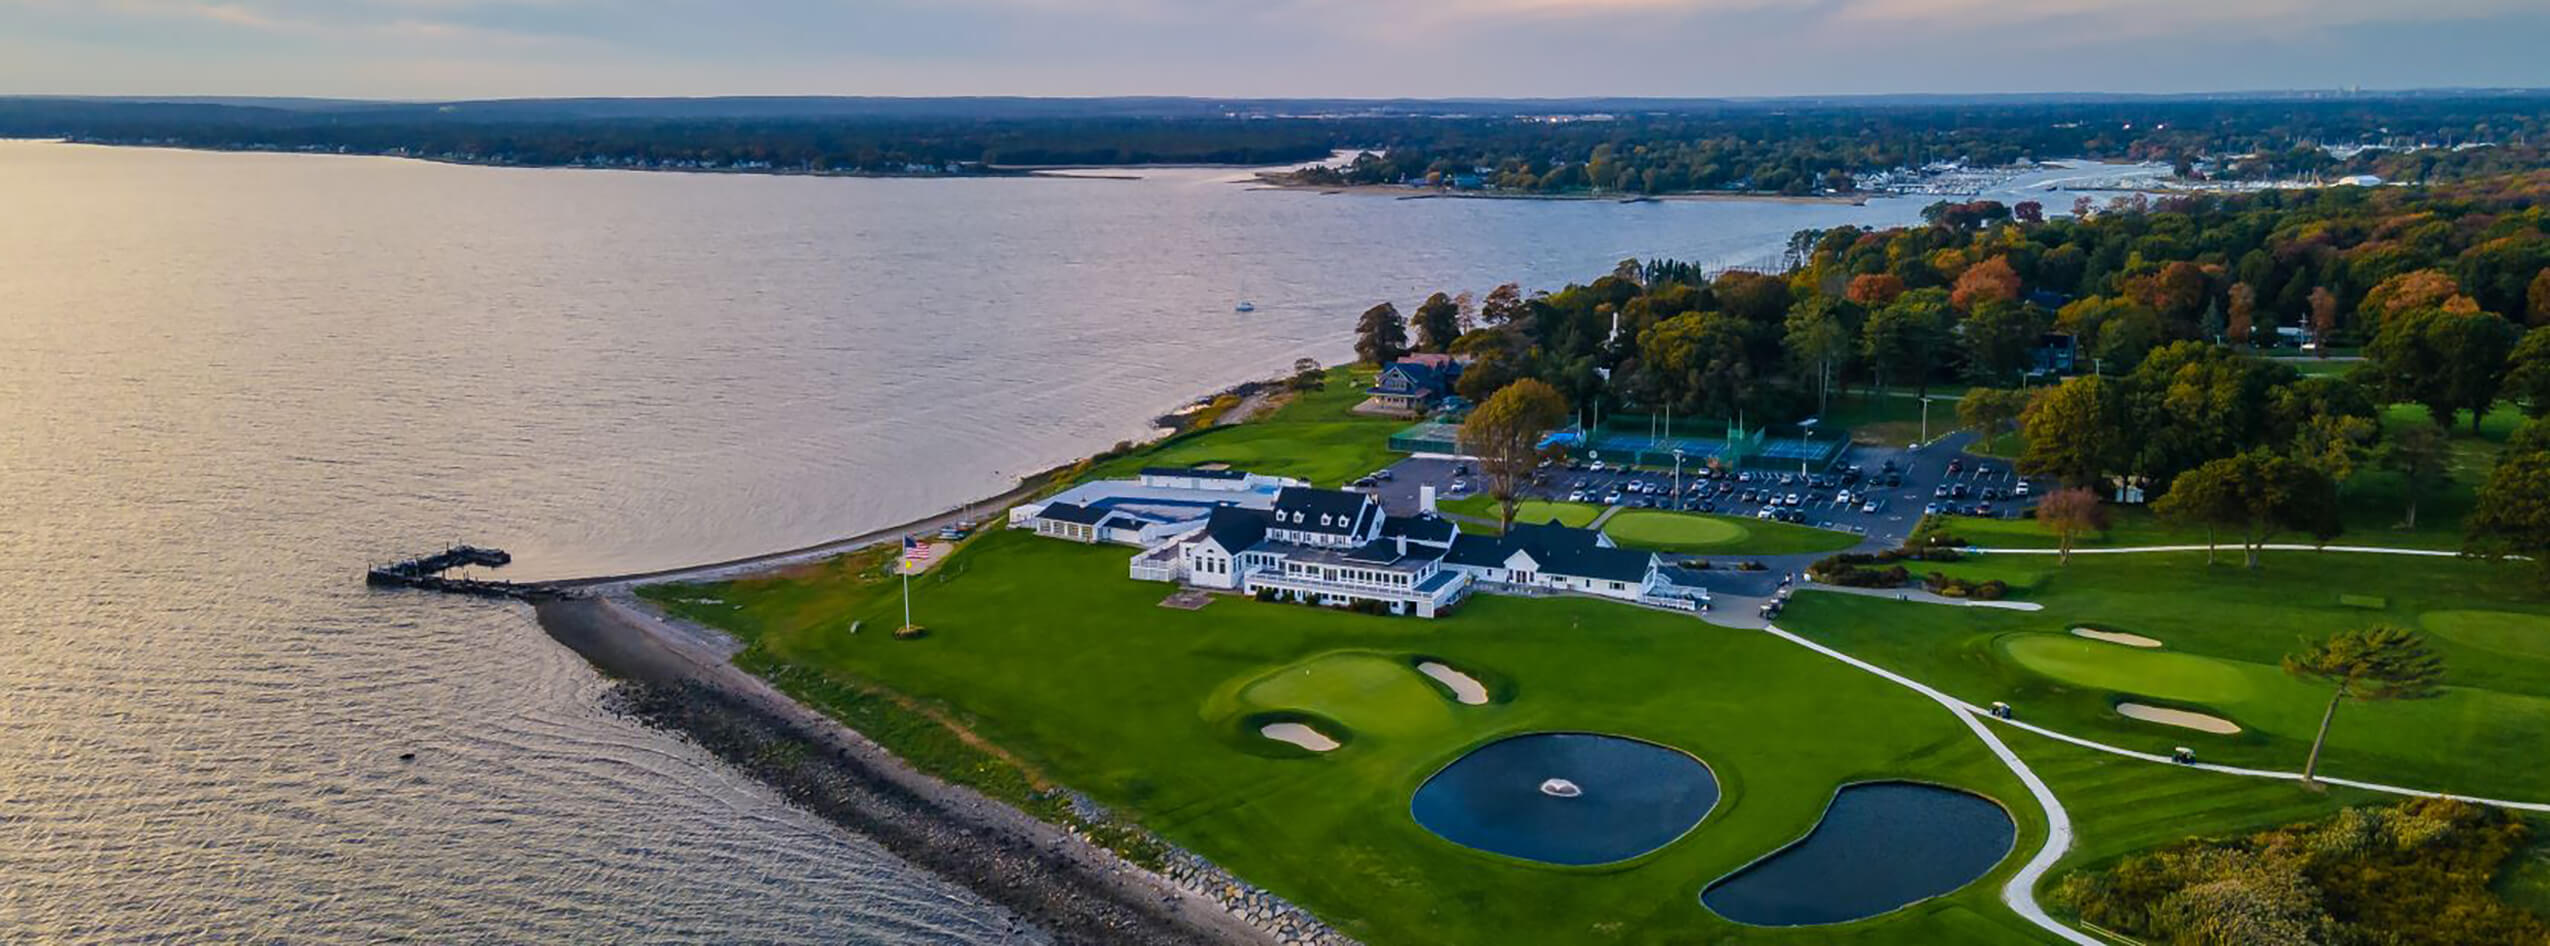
[2072,627,2163,648]
[2116,703,2241,734]
[1417,661,1490,705]
[1260,722,1340,752]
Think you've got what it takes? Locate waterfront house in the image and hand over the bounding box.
[1362,355,1467,416]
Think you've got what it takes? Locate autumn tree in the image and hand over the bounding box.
[2283,627,2444,788]
[1458,378,1570,530]
[2374,423,2452,530]
[2035,487,2108,565]
[1412,292,1464,353]
[1845,273,1906,307]
[2153,450,2341,568]
[2360,269,2478,326]
[1353,302,1409,365]
[1950,255,2022,311]
[2018,375,2128,487]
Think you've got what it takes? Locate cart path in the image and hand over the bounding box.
[1749,611,2550,946]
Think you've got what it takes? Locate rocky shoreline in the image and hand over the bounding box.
[536,594,1359,946]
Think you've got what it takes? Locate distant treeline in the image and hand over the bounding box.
[2,93,2544,180]
[1296,96,2550,195]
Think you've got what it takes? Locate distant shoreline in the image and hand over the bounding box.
[1242,173,1872,205]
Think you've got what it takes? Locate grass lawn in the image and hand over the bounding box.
[645,529,2058,946]
[1942,401,2528,552]
[1079,366,1410,487]
[1601,508,1863,556]
[1819,389,1967,446]
[1776,549,2550,802]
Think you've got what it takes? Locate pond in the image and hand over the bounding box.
[1702,782,2015,926]
[1409,733,1717,866]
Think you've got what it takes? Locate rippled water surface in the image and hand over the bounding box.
[0,140,2099,942]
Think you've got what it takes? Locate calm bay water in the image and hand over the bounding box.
[0,140,2102,943]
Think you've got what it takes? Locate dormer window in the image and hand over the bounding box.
[1319,514,1332,527]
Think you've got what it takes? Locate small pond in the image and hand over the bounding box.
[1410,733,1717,866]
[1702,782,2015,926]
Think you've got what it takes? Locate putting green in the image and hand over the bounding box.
[1221,652,1458,738]
[1602,509,1746,547]
[2000,634,2257,704]
[2422,610,2550,661]
[1601,508,1861,555]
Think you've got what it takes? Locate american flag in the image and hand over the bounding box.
[902,534,935,571]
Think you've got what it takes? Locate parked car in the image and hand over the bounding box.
[2014,481,2032,496]
[1861,499,1882,514]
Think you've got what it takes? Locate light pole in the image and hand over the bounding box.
[1919,395,1935,444]
[1672,449,1685,507]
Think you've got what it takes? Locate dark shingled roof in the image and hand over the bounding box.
[1270,487,1377,536]
[1538,545,1658,583]
[1441,533,1516,568]
[1142,466,1250,480]
[1037,502,1111,526]
[1380,514,1458,545]
[1196,506,1269,553]
[1441,519,1656,583]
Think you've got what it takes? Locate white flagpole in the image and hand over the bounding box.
[902,542,913,630]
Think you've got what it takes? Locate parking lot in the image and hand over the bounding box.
[1359,432,2047,552]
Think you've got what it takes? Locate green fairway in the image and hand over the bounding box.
[1601,508,1862,556]
[2000,635,2259,704]
[646,530,2054,946]
[1080,366,1409,487]
[2422,610,2550,661]
[1777,549,2550,801]
[2000,730,2384,894]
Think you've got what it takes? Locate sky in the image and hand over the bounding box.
[3,0,2547,100]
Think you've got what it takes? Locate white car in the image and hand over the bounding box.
[1756,507,1777,520]
[1861,500,1881,514]
[2015,481,2032,496]
[1567,490,1586,503]
[1589,461,1607,472]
